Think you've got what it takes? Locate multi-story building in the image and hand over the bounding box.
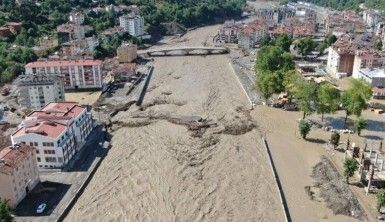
[25,59,103,89]
[69,12,85,25]
[237,19,268,49]
[61,36,99,57]
[354,68,385,87]
[325,11,365,36]
[57,24,85,43]
[15,74,65,110]
[271,17,316,38]
[327,34,376,78]
[216,20,239,44]
[11,102,94,170]
[255,6,295,26]
[352,50,385,78]
[117,42,137,63]
[119,14,145,37]
[363,9,385,28]
[0,144,39,208]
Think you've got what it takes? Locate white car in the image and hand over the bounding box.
[36,203,47,214]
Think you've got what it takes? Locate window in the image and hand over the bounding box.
[34,142,38,146]
[58,157,63,163]
[30,142,33,146]
[37,157,41,162]
[36,150,39,154]
[45,157,57,163]
[44,150,55,154]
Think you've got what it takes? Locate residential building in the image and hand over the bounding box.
[61,36,99,57]
[0,22,22,38]
[352,50,385,78]
[69,12,85,25]
[117,42,137,63]
[237,19,268,49]
[325,11,365,36]
[0,144,39,208]
[216,20,239,44]
[57,24,85,43]
[119,14,145,37]
[255,6,295,26]
[354,68,385,87]
[271,17,316,38]
[363,9,385,28]
[25,59,103,89]
[0,27,12,37]
[15,74,65,110]
[112,63,136,82]
[327,34,376,78]
[11,102,94,170]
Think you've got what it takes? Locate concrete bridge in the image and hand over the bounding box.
[139,46,229,57]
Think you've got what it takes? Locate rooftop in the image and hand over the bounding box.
[15,74,63,86]
[12,121,67,139]
[359,68,385,78]
[25,59,102,68]
[0,144,34,175]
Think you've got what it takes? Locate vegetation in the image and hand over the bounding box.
[299,119,312,139]
[341,79,372,126]
[330,132,340,149]
[317,83,340,121]
[295,37,317,56]
[287,0,385,11]
[0,199,12,222]
[343,158,358,184]
[354,117,367,136]
[296,81,319,119]
[255,35,295,99]
[377,189,385,212]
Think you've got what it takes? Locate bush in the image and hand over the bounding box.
[299,120,311,139]
[377,189,385,212]
[0,199,12,222]
[330,132,340,149]
[354,118,367,136]
[343,158,358,184]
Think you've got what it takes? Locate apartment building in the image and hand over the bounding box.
[327,34,376,78]
[325,11,365,36]
[237,19,268,49]
[61,36,99,57]
[216,20,239,44]
[25,59,103,89]
[352,50,385,78]
[11,102,94,170]
[0,144,39,208]
[15,74,65,110]
[117,42,137,63]
[363,9,385,28]
[57,24,85,43]
[255,6,295,26]
[119,14,145,37]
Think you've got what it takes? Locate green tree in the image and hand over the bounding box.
[295,37,317,56]
[341,79,372,126]
[343,158,358,184]
[0,199,12,222]
[275,34,292,52]
[377,189,385,212]
[296,81,319,119]
[317,83,340,121]
[354,117,367,136]
[376,40,383,51]
[299,119,311,139]
[330,132,340,149]
[316,42,328,54]
[325,34,337,46]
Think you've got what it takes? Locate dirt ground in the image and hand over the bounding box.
[65,91,101,105]
[65,24,285,221]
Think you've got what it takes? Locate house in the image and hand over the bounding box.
[216,20,239,44]
[0,144,39,208]
[11,102,94,170]
[237,19,268,49]
[69,12,85,25]
[352,50,385,78]
[327,34,376,78]
[60,36,99,57]
[25,59,103,89]
[111,63,136,82]
[117,42,137,63]
[119,14,145,37]
[354,68,385,87]
[15,74,65,110]
[57,24,85,43]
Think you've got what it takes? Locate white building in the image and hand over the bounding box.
[15,74,65,110]
[11,102,94,170]
[0,144,40,208]
[119,14,145,37]
[69,12,85,25]
[354,68,385,87]
[25,59,103,89]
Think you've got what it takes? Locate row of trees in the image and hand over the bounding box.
[286,0,385,11]
[294,34,337,56]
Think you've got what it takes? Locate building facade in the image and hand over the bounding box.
[237,19,268,49]
[25,59,103,89]
[354,68,385,87]
[119,14,145,37]
[57,24,85,43]
[15,74,65,110]
[0,144,39,208]
[69,12,85,25]
[117,43,137,63]
[11,102,94,170]
[352,50,385,78]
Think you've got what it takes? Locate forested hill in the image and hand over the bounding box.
[287,0,385,10]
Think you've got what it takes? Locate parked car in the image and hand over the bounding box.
[36,203,47,214]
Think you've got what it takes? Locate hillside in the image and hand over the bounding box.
[287,0,385,10]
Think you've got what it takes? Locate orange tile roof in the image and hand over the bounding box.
[29,102,86,120]
[12,121,67,139]
[25,59,102,68]
[0,144,34,175]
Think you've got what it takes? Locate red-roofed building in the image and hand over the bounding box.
[0,144,39,208]
[11,102,94,170]
[237,19,268,49]
[24,59,103,89]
